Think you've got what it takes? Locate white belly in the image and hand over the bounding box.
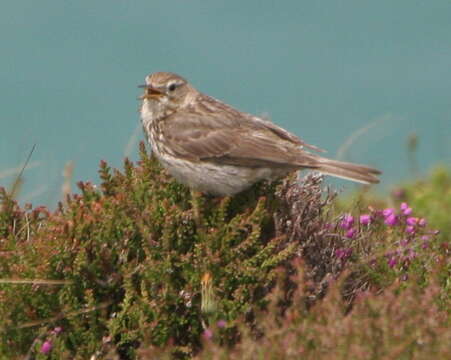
[156,152,275,196]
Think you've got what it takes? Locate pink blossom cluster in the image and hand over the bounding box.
[382,202,438,269]
[202,320,228,341]
[335,202,439,270]
[40,327,63,355]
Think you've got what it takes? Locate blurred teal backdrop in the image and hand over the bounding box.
[1,1,450,206]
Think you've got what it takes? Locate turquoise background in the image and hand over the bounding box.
[1,1,450,206]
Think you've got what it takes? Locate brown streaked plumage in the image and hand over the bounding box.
[139,72,381,196]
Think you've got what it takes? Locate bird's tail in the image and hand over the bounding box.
[308,157,381,184]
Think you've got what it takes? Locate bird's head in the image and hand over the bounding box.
[139,72,194,112]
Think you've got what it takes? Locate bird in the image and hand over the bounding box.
[139,72,381,196]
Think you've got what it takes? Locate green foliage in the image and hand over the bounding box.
[399,165,451,242]
[0,148,449,359]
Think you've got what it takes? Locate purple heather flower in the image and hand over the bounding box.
[406,225,416,234]
[345,228,357,239]
[335,249,345,259]
[40,340,53,354]
[400,202,412,215]
[203,328,213,340]
[52,327,63,335]
[406,217,418,226]
[387,257,398,268]
[421,235,431,241]
[384,214,398,226]
[418,218,427,227]
[217,320,227,328]
[374,209,384,218]
[340,214,354,230]
[383,208,395,218]
[335,248,352,260]
[359,214,372,225]
[402,207,413,215]
[421,241,430,249]
[392,188,406,199]
[323,223,333,230]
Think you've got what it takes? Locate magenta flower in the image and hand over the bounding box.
[52,327,63,335]
[392,188,406,199]
[406,217,418,226]
[406,225,415,234]
[202,328,213,340]
[383,208,395,218]
[335,248,352,260]
[323,223,333,230]
[345,228,357,239]
[418,218,427,227]
[340,214,354,230]
[402,207,412,215]
[400,202,413,215]
[374,209,384,218]
[421,235,430,241]
[387,257,398,268]
[335,249,343,258]
[217,320,227,328]
[384,214,398,226]
[40,340,53,354]
[359,214,372,225]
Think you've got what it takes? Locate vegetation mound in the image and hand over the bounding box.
[0,144,449,359]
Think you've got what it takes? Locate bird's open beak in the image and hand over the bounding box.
[138,84,164,100]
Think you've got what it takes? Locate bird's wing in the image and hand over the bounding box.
[162,107,320,169]
[247,116,326,153]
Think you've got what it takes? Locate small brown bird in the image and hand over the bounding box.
[139,72,381,196]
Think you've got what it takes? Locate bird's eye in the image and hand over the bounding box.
[168,83,177,92]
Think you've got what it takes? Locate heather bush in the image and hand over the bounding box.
[0,146,449,359]
[0,143,330,358]
[193,260,449,360]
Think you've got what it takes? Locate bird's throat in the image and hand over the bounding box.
[141,99,176,128]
